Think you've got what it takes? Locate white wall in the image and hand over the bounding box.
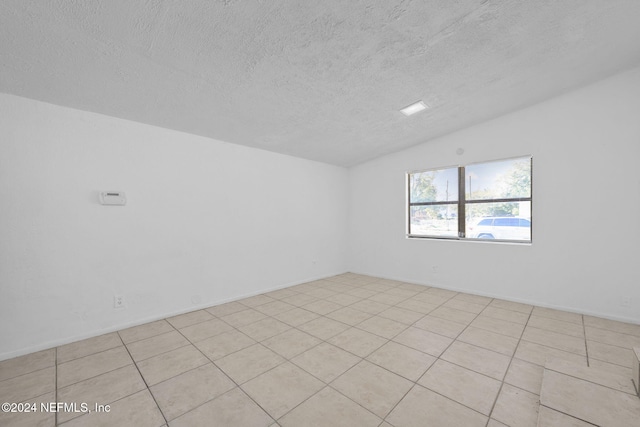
[0,94,349,360]
[348,66,640,324]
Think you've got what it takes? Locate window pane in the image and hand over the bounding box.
[466,157,531,200]
[409,205,458,237]
[466,202,531,241]
[409,167,458,203]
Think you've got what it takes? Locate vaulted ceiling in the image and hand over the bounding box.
[2,1,640,166]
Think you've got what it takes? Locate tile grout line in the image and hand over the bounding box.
[582,314,590,367]
[172,315,286,425]
[117,331,169,427]
[484,306,534,427]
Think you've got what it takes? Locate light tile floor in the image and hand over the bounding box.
[1,273,639,426]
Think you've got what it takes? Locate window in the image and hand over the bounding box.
[408,156,532,242]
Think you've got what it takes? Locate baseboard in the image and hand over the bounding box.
[0,270,348,362]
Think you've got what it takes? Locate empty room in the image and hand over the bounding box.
[1,1,640,426]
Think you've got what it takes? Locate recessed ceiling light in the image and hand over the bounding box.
[400,101,428,116]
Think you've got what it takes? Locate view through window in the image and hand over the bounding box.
[408,156,532,242]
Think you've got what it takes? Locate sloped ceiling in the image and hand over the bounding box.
[2,0,640,166]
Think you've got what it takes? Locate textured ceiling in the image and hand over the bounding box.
[2,1,640,166]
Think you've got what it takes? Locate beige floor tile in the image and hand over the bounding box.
[302,287,336,299]
[264,288,299,300]
[356,316,407,339]
[119,320,174,344]
[386,287,420,298]
[419,359,501,415]
[393,327,453,357]
[166,310,214,329]
[239,294,276,308]
[301,299,342,315]
[366,341,436,381]
[262,328,321,359]
[527,315,585,338]
[386,385,487,427]
[0,366,54,403]
[453,293,492,306]
[331,360,412,418]
[205,301,246,317]
[471,314,526,338]
[61,389,164,427]
[170,387,273,427]
[368,292,407,305]
[349,299,391,315]
[0,391,55,427]
[430,306,477,324]
[412,292,450,306]
[238,318,291,342]
[126,331,190,362]
[323,293,363,306]
[179,318,233,342]
[328,327,387,357]
[487,418,510,427]
[458,326,519,356]
[291,343,360,383]
[151,363,235,421]
[514,340,587,367]
[413,315,467,338]
[278,386,381,427]
[396,283,428,292]
[326,306,373,325]
[482,306,530,325]
[537,405,594,427]
[394,299,438,314]
[489,299,533,314]
[540,370,640,427]
[345,288,379,299]
[522,326,586,355]
[585,326,640,349]
[297,317,350,340]
[57,333,123,364]
[378,307,424,325]
[587,340,633,367]
[532,306,582,325]
[425,287,458,298]
[194,329,255,360]
[583,316,640,337]
[242,362,324,419]
[504,358,544,395]
[137,345,209,386]
[254,300,296,316]
[220,308,267,328]
[215,344,284,384]
[442,299,487,314]
[0,349,55,382]
[588,358,633,378]
[273,307,320,326]
[441,341,511,380]
[545,357,637,395]
[57,364,146,423]
[280,293,318,307]
[57,346,132,388]
[491,384,539,427]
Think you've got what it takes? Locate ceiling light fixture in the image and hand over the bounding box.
[400,101,428,116]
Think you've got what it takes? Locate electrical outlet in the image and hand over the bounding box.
[114,295,125,309]
[621,296,631,307]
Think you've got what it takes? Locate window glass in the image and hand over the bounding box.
[409,206,458,237]
[409,167,458,203]
[408,156,532,242]
[466,158,531,200]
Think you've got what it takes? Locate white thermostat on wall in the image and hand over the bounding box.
[99,191,127,206]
